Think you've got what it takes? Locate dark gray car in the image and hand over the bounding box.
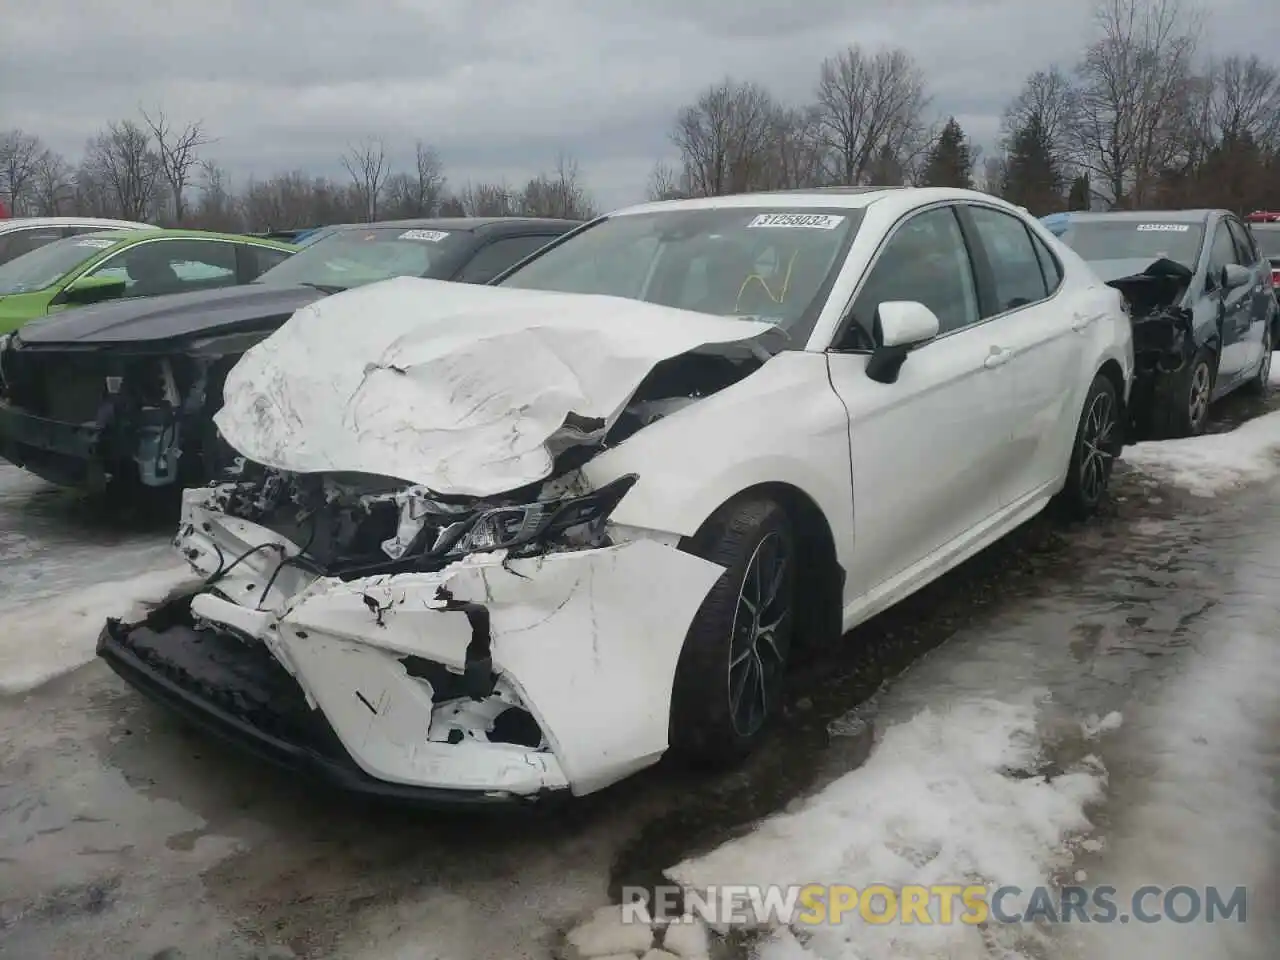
[1055,209,1277,438]
[0,217,581,498]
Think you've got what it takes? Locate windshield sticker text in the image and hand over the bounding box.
[399,229,450,242]
[748,213,846,230]
[1135,224,1190,232]
[76,238,116,248]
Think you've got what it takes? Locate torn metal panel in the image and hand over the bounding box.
[213,276,775,496]
[122,492,727,796]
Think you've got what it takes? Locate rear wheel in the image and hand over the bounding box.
[669,496,796,766]
[1055,373,1120,521]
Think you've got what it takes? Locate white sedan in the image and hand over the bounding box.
[98,187,1133,804]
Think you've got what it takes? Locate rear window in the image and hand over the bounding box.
[1253,225,1280,259]
[1061,220,1205,268]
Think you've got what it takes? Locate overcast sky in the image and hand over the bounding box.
[3,0,1277,211]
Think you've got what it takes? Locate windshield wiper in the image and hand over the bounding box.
[297,282,347,294]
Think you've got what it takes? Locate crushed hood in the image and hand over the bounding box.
[214,276,773,496]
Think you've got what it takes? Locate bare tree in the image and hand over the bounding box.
[140,108,211,224]
[1211,55,1280,145]
[813,46,931,185]
[1069,0,1202,207]
[518,153,597,219]
[455,182,516,216]
[760,105,827,190]
[191,160,242,231]
[1002,67,1079,158]
[670,79,781,196]
[645,161,686,201]
[81,120,163,220]
[341,137,388,221]
[30,149,75,215]
[382,140,447,218]
[0,129,44,214]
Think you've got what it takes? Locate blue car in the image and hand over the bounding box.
[1053,210,1278,439]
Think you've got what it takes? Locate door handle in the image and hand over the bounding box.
[984,346,1013,368]
[1071,312,1096,332]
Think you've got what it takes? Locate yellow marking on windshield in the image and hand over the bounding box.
[734,249,799,312]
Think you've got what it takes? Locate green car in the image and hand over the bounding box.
[0,229,298,334]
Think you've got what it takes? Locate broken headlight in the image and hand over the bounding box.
[450,474,638,557]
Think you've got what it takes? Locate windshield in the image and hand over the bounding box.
[1061,220,1205,267]
[255,226,470,290]
[1252,226,1280,259]
[0,233,119,295]
[496,207,863,338]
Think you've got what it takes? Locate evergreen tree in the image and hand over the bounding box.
[1067,173,1091,210]
[920,118,973,188]
[1000,114,1064,215]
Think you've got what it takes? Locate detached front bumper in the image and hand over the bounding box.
[100,487,725,801]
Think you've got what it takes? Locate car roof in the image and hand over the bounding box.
[69,228,297,248]
[0,216,156,232]
[325,217,581,234]
[608,186,1021,218]
[1060,209,1218,225]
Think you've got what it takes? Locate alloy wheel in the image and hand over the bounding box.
[1079,388,1116,506]
[727,531,791,738]
[1188,361,1212,429]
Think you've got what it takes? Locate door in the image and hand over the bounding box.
[825,204,1014,597]
[960,204,1086,506]
[1206,220,1252,385]
[76,238,240,299]
[1225,216,1269,371]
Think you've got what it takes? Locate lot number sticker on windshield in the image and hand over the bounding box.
[399,229,451,242]
[748,213,846,230]
[1135,224,1190,232]
[76,238,117,248]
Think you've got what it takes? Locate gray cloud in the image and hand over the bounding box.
[2,0,1276,210]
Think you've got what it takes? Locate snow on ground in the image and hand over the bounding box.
[1058,547,1280,960]
[1121,409,1280,496]
[663,696,1109,959]
[0,565,197,695]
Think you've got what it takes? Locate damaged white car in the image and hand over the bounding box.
[99,187,1133,805]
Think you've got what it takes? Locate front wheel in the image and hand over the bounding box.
[1150,346,1215,438]
[1055,372,1120,521]
[669,496,796,767]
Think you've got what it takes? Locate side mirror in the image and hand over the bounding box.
[62,274,128,305]
[866,300,940,384]
[1222,263,1252,291]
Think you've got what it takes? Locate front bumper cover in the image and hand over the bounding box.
[100,486,726,800]
[0,400,106,487]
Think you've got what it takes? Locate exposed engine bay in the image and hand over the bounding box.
[1104,258,1197,439]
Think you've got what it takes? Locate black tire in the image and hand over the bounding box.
[1055,373,1121,521]
[1242,326,1273,397]
[669,496,797,767]
[1149,346,1215,438]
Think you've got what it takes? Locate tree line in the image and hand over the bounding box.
[2,0,1277,231]
[651,0,1280,215]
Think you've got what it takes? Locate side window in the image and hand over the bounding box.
[0,228,64,264]
[967,206,1049,314]
[85,240,239,296]
[454,235,558,284]
[244,244,291,279]
[1030,231,1063,293]
[1206,224,1239,288]
[1225,219,1257,265]
[846,206,980,345]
